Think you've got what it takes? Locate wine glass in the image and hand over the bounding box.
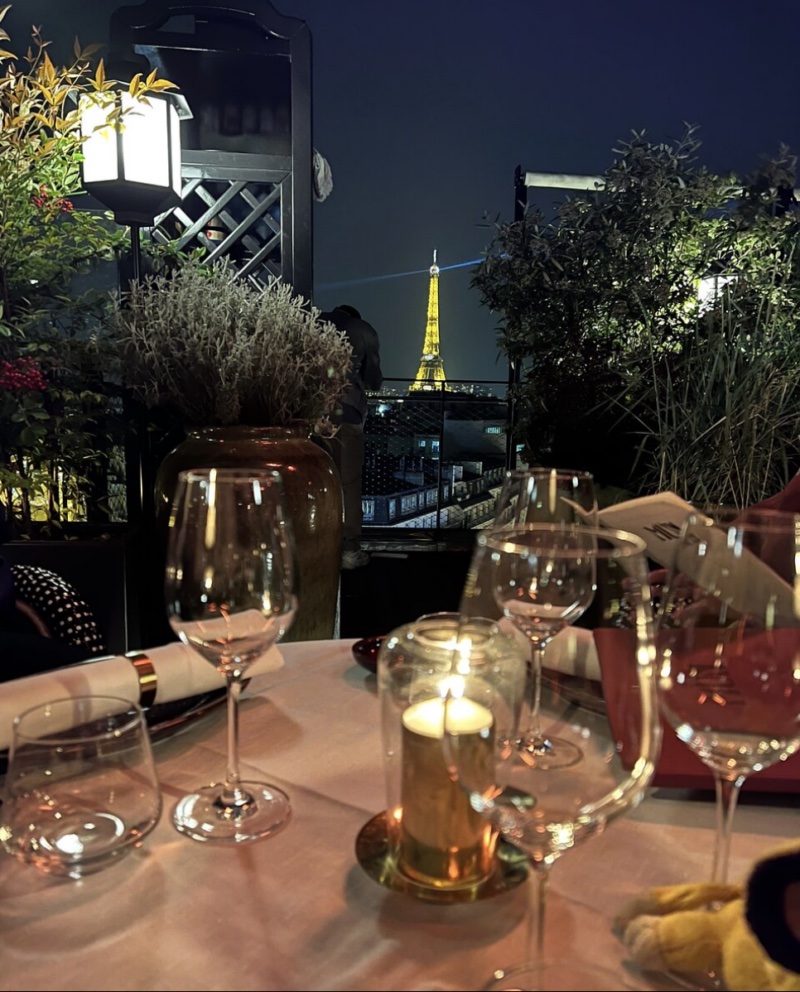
[445,525,661,991]
[481,468,598,767]
[165,467,297,843]
[657,508,800,887]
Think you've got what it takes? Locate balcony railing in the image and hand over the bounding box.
[362,376,516,536]
[4,377,517,540]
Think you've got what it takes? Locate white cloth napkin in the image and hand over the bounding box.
[487,617,601,681]
[542,626,601,680]
[0,640,284,751]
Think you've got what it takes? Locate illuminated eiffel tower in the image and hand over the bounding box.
[409,249,448,391]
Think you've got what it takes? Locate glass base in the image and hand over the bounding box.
[2,798,160,879]
[172,781,291,844]
[5,812,144,879]
[650,969,725,991]
[516,733,583,769]
[483,958,644,991]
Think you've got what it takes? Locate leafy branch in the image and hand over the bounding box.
[473,125,800,507]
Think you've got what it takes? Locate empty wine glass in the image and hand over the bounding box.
[165,467,297,843]
[468,468,597,768]
[488,468,597,766]
[446,525,661,990]
[657,509,800,886]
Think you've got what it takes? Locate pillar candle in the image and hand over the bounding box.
[399,696,495,888]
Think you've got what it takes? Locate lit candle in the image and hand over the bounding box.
[399,695,495,888]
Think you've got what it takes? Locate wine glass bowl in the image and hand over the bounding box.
[657,509,800,885]
[487,526,597,638]
[165,467,297,844]
[492,468,598,528]
[448,526,661,990]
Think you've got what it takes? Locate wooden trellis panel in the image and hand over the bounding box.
[108,0,312,298]
[152,160,291,290]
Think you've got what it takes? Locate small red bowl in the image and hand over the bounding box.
[351,635,384,674]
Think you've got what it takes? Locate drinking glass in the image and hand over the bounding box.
[165,467,297,843]
[1,695,162,878]
[657,508,800,886]
[488,468,598,766]
[445,525,661,991]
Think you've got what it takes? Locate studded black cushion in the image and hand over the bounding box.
[9,564,106,656]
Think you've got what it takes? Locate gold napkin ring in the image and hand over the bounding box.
[126,652,158,708]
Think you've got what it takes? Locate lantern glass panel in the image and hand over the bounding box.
[120,92,170,188]
[80,97,119,183]
[169,107,181,195]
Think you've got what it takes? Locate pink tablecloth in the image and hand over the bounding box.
[0,639,797,991]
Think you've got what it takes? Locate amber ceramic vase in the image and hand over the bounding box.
[155,425,343,641]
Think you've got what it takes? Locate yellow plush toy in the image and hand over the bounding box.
[614,842,800,991]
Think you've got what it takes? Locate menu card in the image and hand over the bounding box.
[595,628,800,793]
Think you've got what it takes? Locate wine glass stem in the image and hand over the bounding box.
[711,772,745,884]
[222,674,247,805]
[527,643,548,739]
[526,861,551,964]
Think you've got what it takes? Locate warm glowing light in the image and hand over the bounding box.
[405,696,492,739]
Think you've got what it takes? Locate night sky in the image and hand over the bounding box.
[10,0,800,384]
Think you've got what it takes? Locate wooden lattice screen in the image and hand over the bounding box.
[108,0,313,298]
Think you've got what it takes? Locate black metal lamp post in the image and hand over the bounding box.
[79,88,192,567]
[80,90,191,284]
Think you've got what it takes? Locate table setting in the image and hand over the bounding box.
[0,467,799,991]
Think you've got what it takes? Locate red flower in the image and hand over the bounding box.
[0,357,48,392]
[31,185,49,210]
[30,185,73,212]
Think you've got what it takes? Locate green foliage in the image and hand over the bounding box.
[472,125,800,508]
[107,260,354,436]
[0,7,174,536]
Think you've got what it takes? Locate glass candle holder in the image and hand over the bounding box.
[378,612,526,891]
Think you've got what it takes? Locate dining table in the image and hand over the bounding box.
[0,637,798,992]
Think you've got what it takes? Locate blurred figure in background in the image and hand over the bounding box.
[319,304,383,569]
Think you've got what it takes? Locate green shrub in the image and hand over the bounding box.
[473,126,800,507]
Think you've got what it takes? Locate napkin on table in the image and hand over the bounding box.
[488,619,601,681]
[543,626,601,681]
[0,640,284,751]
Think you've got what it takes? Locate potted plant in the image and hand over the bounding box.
[107,258,354,641]
[472,125,800,508]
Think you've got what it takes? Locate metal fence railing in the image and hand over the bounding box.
[6,377,516,540]
[362,377,516,535]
